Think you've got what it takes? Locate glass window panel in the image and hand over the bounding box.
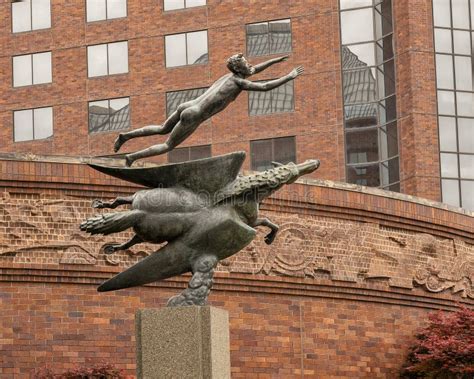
[274,137,296,164]
[458,118,474,153]
[380,157,399,187]
[433,0,451,27]
[460,154,474,179]
[269,19,292,54]
[87,44,108,77]
[438,116,457,151]
[87,0,106,22]
[166,87,207,116]
[454,56,473,91]
[453,31,471,55]
[13,55,32,87]
[32,0,51,30]
[189,145,211,160]
[344,103,378,127]
[451,0,470,29]
[340,0,372,10]
[33,107,53,139]
[247,22,269,56]
[12,0,31,32]
[186,31,208,65]
[387,182,400,192]
[108,41,128,74]
[379,121,398,160]
[344,43,376,67]
[32,52,52,84]
[376,60,395,98]
[375,35,393,63]
[186,0,206,7]
[165,34,187,67]
[460,181,474,210]
[347,163,380,186]
[435,54,454,89]
[341,8,374,44]
[168,147,190,163]
[13,110,34,142]
[164,0,185,11]
[434,28,452,53]
[456,92,474,117]
[440,152,459,177]
[378,95,397,124]
[374,0,393,37]
[437,90,455,115]
[89,100,110,132]
[108,97,130,131]
[271,81,294,113]
[346,128,379,163]
[343,63,377,104]
[251,139,273,171]
[249,91,272,115]
[442,179,460,207]
[107,0,127,19]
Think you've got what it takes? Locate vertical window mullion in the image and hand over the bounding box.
[30,0,33,31]
[30,54,34,85]
[106,43,110,75]
[185,32,189,65]
[31,108,35,140]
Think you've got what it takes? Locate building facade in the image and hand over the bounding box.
[0,0,473,377]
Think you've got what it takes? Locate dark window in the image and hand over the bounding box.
[168,144,211,163]
[87,41,128,77]
[166,87,207,116]
[13,107,53,142]
[163,0,206,11]
[246,19,291,57]
[12,0,51,33]
[88,97,130,133]
[165,31,208,67]
[248,81,294,115]
[250,137,296,171]
[86,0,127,22]
[13,51,52,87]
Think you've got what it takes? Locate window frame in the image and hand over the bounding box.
[86,40,129,78]
[88,96,131,134]
[245,18,293,57]
[11,0,52,34]
[162,0,207,12]
[85,0,128,23]
[12,50,53,88]
[164,30,209,68]
[12,106,54,143]
[250,136,297,171]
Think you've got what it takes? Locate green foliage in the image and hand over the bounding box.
[401,305,474,379]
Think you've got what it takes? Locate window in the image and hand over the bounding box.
[88,97,130,133]
[13,51,52,87]
[86,0,127,22]
[13,107,53,142]
[168,144,211,163]
[339,0,400,191]
[12,0,51,33]
[432,0,474,210]
[166,87,207,116]
[163,0,206,11]
[248,81,294,115]
[165,31,208,68]
[87,41,128,77]
[246,19,291,57]
[250,137,296,171]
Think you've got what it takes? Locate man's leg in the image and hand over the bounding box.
[113,111,181,152]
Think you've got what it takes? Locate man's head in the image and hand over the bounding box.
[227,53,255,77]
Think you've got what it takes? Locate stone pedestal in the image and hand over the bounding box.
[135,306,230,379]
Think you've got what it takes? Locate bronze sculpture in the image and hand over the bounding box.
[113,54,304,166]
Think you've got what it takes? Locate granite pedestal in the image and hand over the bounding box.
[135,306,230,379]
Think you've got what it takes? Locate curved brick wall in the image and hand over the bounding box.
[1,158,473,378]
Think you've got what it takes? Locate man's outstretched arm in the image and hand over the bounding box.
[252,55,289,74]
[237,66,304,92]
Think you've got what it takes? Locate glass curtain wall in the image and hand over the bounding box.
[339,0,400,191]
[433,0,474,210]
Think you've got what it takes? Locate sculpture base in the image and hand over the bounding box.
[135,306,230,379]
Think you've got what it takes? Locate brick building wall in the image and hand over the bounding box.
[0,0,445,201]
